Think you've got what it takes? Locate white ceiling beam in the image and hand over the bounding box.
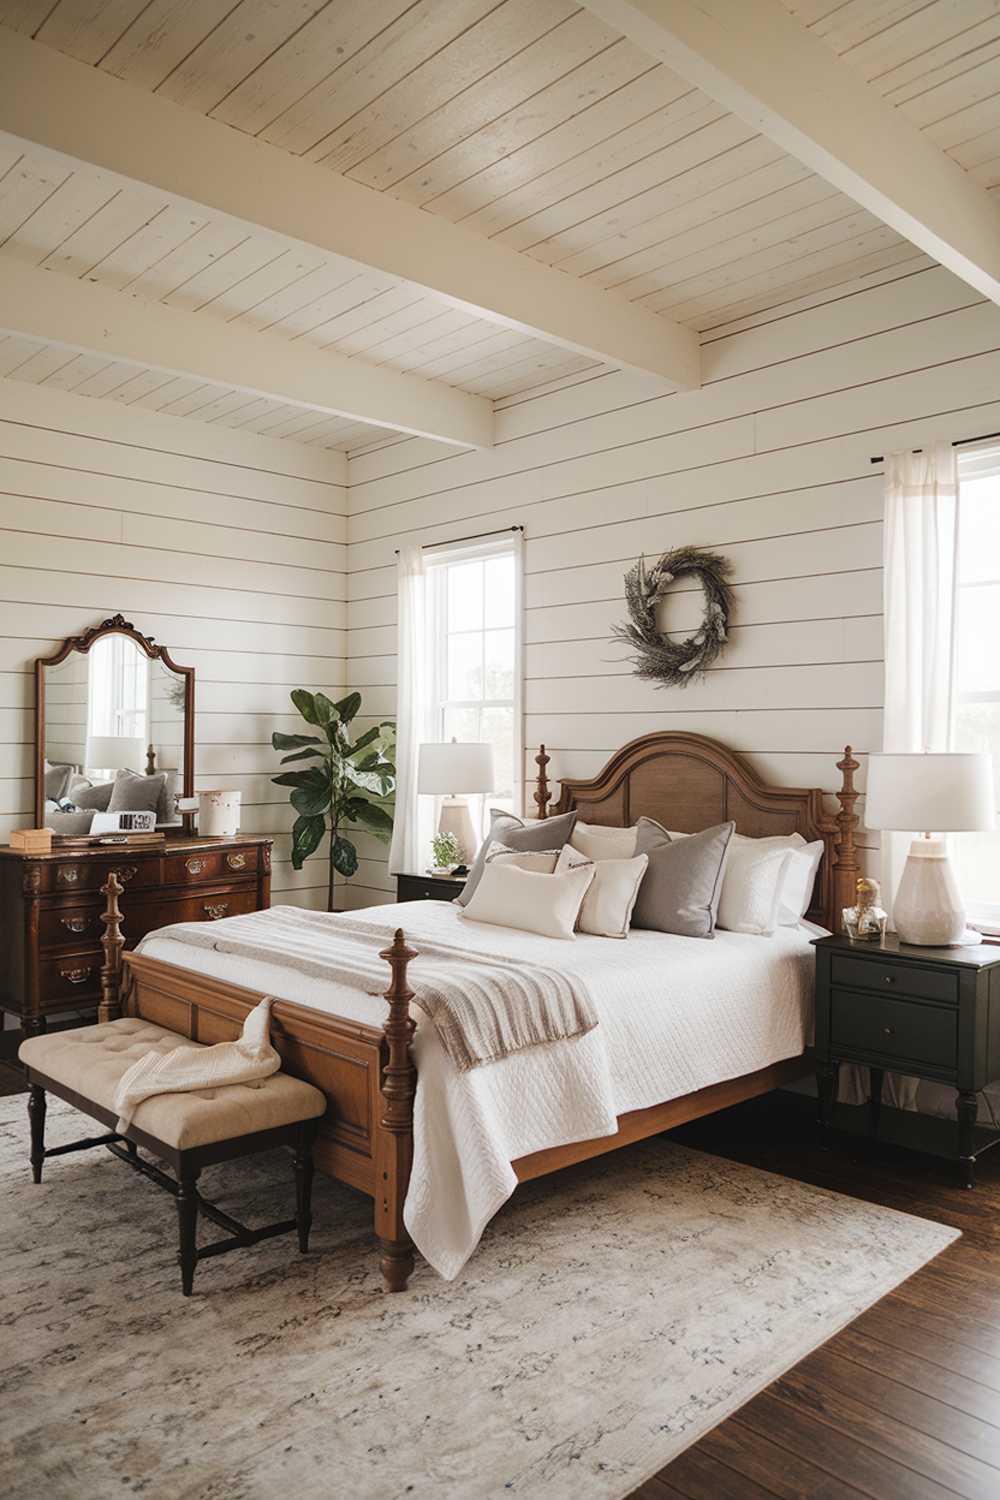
[0,261,494,449]
[0,31,700,391]
[580,0,1000,307]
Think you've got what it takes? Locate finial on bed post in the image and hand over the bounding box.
[98,871,125,1024]
[534,744,551,820]
[377,928,418,1293]
[833,746,861,934]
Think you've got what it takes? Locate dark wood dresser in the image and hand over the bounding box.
[0,834,272,1039]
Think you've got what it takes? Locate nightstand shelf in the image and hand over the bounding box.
[396,871,466,904]
[814,933,1000,1187]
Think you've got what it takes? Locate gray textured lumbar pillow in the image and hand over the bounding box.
[455,808,578,907]
[71,779,114,812]
[630,820,736,939]
[108,767,167,816]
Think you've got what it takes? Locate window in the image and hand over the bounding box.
[425,535,522,825]
[954,447,1000,926]
[87,633,148,741]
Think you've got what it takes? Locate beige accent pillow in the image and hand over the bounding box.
[569,820,638,861]
[558,846,649,939]
[483,841,562,875]
[459,859,595,940]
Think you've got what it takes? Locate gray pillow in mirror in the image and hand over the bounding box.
[47,809,95,837]
[455,808,579,907]
[156,768,180,825]
[71,780,114,812]
[108,767,167,816]
[630,820,736,939]
[44,759,72,801]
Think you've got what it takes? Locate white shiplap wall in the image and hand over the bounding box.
[344,263,1000,908]
[0,378,347,910]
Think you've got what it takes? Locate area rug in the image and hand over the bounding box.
[0,1094,956,1500]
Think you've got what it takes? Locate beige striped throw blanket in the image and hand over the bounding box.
[138,905,597,1072]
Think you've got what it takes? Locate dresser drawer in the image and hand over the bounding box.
[49,857,159,894]
[151,885,259,930]
[162,847,257,885]
[39,951,103,1007]
[831,953,958,1006]
[38,901,103,948]
[830,988,957,1069]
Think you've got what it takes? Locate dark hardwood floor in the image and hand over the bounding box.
[633,1093,1000,1500]
[3,1053,996,1498]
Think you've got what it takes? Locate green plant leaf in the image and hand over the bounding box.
[272,731,323,751]
[351,801,394,843]
[280,747,324,765]
[343,763,393,795]
[331,835,359,878]
[347,726,380,757]
[291,814,325,870]
[272,764,331,791]
[333,691,362,725]
[313,692,338,726]
[291,784,332,817]
[290,688,320,724]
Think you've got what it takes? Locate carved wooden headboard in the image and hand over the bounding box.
[533,732,859,933]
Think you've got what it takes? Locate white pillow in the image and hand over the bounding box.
[716,843,793,936]
[459,859,595,940]
[558,846,649,939]
[483,840,561,875]
[569,820,638,861]
[729,832,823,925]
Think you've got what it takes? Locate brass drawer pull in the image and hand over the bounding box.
[226,852,247,871]
[57,866,81,885]
[60,965,93,985]
[882,1025,895,1037]
[883,975,896,985]
[59,915,92,935]
[186,857,207,875]
[204,902,229,921]
[112,865,138,884]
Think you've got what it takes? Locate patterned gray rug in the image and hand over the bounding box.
[0,1093,956,1499]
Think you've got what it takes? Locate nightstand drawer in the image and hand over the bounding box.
[830,988,957,1069]
[831,954,958,1005]
[396,875,462,903]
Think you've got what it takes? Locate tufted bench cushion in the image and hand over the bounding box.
[19,1018,326,1150]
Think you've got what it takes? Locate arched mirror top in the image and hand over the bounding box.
[34,615,194,833]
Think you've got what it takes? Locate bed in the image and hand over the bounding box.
[108,731,861,1290]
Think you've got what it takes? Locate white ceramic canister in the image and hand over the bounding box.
[198,788,241,837]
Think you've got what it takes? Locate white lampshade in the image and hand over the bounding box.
[866,753,995,833]
[417,741,495,796]
[85,734,146,773]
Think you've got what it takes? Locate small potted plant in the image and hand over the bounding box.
[430,829,461,876]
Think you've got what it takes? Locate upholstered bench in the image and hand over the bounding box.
[20,1017,327,1295]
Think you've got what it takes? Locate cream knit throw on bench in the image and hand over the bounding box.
[113,997,280,1132]
[137,906,597,1072]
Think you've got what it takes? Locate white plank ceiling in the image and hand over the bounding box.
[0,0,998,447]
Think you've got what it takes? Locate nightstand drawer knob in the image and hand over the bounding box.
[883,975,895,985]
[882,1025,895,1037]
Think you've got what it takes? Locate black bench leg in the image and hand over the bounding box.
[294,1125,315,1253]
[176,1170,200,1296]
[28,1084,46,1184]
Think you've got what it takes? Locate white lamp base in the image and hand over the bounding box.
[893,836,970,946]
[437,796,477,864]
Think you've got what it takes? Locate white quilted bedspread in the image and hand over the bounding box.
[141,901,817,1279]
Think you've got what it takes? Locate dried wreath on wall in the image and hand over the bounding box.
[612,546,733,687]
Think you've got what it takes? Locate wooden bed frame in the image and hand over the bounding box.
[107,732,861,1293]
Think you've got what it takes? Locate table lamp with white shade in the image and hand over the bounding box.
[865,752,996,946]
[85,734,146,779]
[417,740,495,864]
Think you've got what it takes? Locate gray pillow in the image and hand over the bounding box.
[71,779,114,812]
[47,809,95,837]
[156,768,180,825]
[44,760,72,801]
[108,767,167,816]
[455,808,578,907]
[631,820,736,939]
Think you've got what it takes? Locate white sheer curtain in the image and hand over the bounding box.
[882,441,959,904]
[388,545,433,875]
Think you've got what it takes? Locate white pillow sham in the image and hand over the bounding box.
[569,820,638,861]
[729,832,823,925]
[483,840,562,875]
[459,858,595,940]
[716,844,793,936]
[558,846,649,939]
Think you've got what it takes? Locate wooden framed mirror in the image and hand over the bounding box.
[34,614,195,831]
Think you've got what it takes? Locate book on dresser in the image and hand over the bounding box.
[0,833,272,1043]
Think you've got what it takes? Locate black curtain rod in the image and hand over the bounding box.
[394,524,523,555]
[869,430,1000,464]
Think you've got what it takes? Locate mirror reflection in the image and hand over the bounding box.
[42,632,187,834]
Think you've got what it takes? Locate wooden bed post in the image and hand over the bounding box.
[833,746,861,935]
[377,928,418,1293]
[534,744,551,820]
[98,871,125,1024]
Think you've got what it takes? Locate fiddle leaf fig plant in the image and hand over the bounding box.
[271,690,396,912]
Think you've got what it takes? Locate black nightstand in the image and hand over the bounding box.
[814,933,1000,1186]
[396,871,466,903]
